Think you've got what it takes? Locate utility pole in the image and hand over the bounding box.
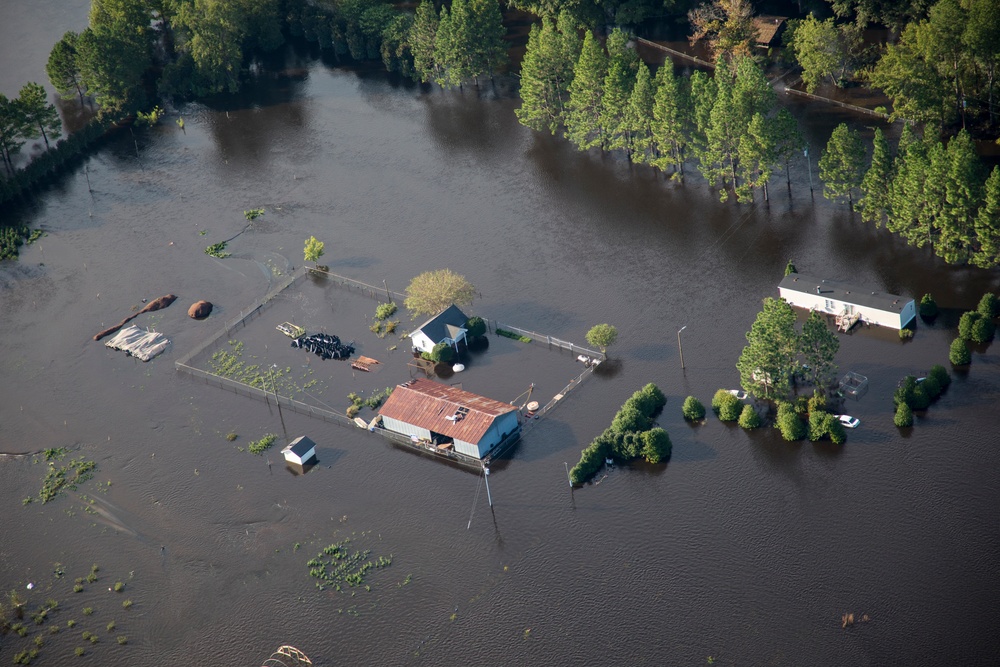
[564,462,572,488]
[483,465,493,507]
[677,325,687,370]
[805,146,814,196]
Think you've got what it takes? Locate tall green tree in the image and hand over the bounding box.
[866,21,951,125]
[432,5,462,88]
[516,16,580,134]
[651,64,688,177]
[963,0,1000,126]
[176,0,246,94]
[701,61,739,198]
[624,62,656,164]
[564,31,607,152]
[410,0,439,83]
[972,167,1000,269]
[773,108,803,191]
[0,94,28,176]
[598,28,637,154]
[468,0,508,83]
[76,0,154,113]
[16,83,61,150]
[799,310,839,389]
[785,14,860,93]
[686,69,716,169]
[736,297,799,400]
[736,111,776,202]
[887,123,925,239]
[859,127,892,226]
[938,129,982,264]
[819,122,864,207]
[914,136,949,250]
[46,32,87,107]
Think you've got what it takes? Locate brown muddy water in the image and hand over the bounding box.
[2,6,1000,667]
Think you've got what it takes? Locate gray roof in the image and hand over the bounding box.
[778,274,912,313]
[284,436,316,457]
[411,304,469,343]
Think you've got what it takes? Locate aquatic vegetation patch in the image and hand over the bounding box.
[204,241,230,259]
[0,224,31,260]
[306,536,392,593]
[33,450,97,504]
[496,328,531,343]
[248,434,278,455]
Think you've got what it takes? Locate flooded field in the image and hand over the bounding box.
[2,4,1000,666]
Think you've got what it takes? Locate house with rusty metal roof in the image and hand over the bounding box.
[377,378,520,459]
[409,304,470,354]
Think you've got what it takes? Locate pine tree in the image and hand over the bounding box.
[564,31,607,152]
[799,309,839,387]
[516,22,550,132]
[433,5,457,88]
[623,62,656,164]
[687,69,716,169]
[972,167,1000,269]
[938,129,983,264]
[887,124,925,238]
[651,64,688,177]
[464,0,507,85]
[772,108,803,191]
[702,62,740,199]
[410,0,439,84]
[46,31,87,107]
[819,122,864,207]
[16,83,61,150]
[0,94,28,176]
[915,137,948,250]
[445,0,475,87]
[737,112,776,202]
[859,127,892,227]
[599,28,637,155]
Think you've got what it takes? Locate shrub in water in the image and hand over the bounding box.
[894,376,918,408]
[919,293,938,318]
[711,390,741,421]
[910,384,931,410]
[611,405,651,434]
[928,364,951,389]
[807,389,827,415]
[374,302,397,321]
[828,418,846,444]
[808,411,829,442]
[737,404,760,429]
[776,402,806,441]
[894,402,913,427]
[640,428,672,463]
[920,375,942,400]
[971,315,996,343]
[464,316,486,338]
[430,342,454,363]
[682,396,705,421]
[978,292,998,318]
[631,384,667,416]
[958,311,981,340]
[899,328,914,340]
[949,338,971,365]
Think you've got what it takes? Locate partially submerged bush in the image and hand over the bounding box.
[776,402,806,441]
[949,338,971,365]
[919,293,938,318]
[808,411,830,442]
[978,292,998,318]
[928,364,951,389]
[682,396,705,421]
[827,418,846,444]
[430,342,454,363]
[711,389,741,421]
[737,404,760,429]
[464,316,486,338]
[894,402,913,427]
[640,428,672,463]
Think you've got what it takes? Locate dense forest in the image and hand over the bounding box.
[0,0,998,267]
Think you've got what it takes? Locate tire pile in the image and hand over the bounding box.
[291,333,355,360]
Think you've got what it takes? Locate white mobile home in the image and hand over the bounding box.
[377,379,520,460]
[778,274,916,330]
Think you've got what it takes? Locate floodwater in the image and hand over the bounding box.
[2,5,1000,666]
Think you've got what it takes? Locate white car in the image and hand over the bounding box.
[836,414,860,428]
[727,389,748,400]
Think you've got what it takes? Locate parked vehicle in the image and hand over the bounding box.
[726,389,748,400]
[836,414,860,428]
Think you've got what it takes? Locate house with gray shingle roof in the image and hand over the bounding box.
[409,304,469,354]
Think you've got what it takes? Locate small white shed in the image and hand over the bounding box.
[281,436,317,465]
[778,274,916,330]
[409,305,469,354]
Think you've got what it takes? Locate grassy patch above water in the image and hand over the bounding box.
[307,536,392,593]
[32,450,97,504]
[248,434,278,455]
[496,328,531,343]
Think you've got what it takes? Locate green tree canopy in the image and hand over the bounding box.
[410,0,439,83]
[46,32,87,107]
[736,297,799,400]
[799,310,839,388]
[819,122,864,207]
[0,94,28,176]
[785,14,859,93]
[17,83,61,150]
[565,31,607,151]
[651,64,689,177]
[304,236,325,266]
[972,167,1000,269]
[586,323,618,353]
[404,269,476,317]
[859,127,892,226]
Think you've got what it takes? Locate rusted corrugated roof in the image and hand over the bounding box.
[378,378,517,444]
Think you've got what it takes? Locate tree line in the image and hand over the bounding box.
[518,16,806,204]
[819,122,1000,269]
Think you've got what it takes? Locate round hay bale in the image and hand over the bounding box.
[188,300,213,319]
